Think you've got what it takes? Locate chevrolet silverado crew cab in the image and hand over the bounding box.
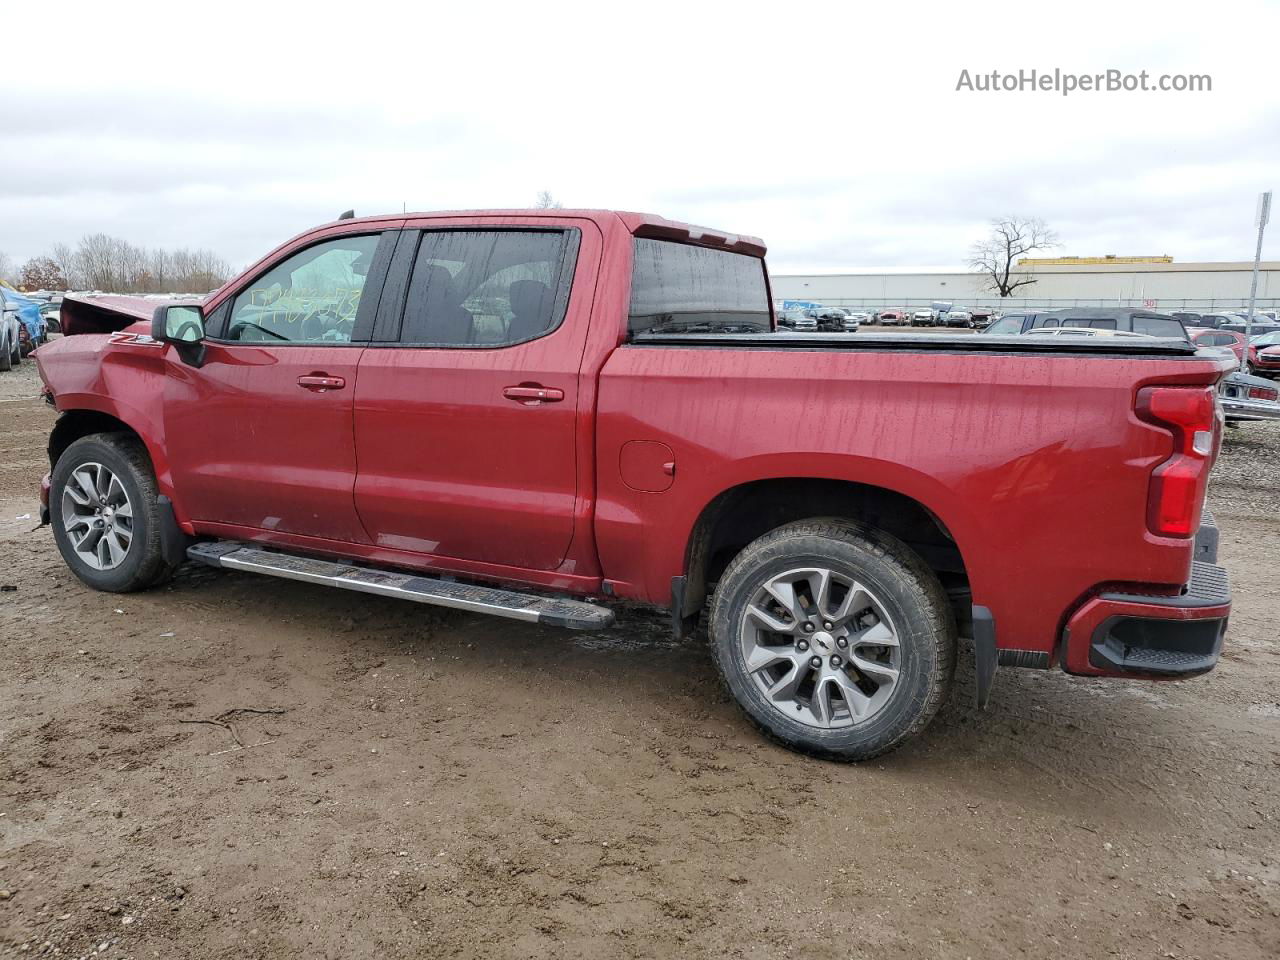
[35,210,1233,760]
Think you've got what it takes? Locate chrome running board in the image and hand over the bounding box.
[186,541,614,630]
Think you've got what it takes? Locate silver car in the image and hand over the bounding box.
[0,289,24,371]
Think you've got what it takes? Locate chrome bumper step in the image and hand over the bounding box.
[186,541,615,630]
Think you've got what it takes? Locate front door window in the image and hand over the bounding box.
[226,235,381,344]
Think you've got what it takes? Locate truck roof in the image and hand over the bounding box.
[314,209,767,257]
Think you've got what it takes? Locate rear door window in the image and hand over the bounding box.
[397,230,577,346]
[628,238,771,335]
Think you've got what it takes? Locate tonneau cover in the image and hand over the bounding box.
[630,331,1201,356]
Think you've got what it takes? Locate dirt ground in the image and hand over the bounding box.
[1,356,1277,960]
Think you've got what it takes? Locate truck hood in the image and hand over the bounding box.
[59,294,200,336]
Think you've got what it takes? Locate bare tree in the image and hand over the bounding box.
[50,242,80,289]
[968,217,1059,297]
[535,191,563,209]
[19,257,68,291]
[0,251,15,285]
[47,234,232,294]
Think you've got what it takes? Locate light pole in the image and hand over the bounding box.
[1245,191,1271,345]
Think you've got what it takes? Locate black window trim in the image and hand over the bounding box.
[204,230,396,346]
[368,226,582,350]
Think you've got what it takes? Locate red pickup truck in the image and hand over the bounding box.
[35,209,1233,760]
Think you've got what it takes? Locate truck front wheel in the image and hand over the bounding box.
[709,519,956,761]
[49,433,181,593]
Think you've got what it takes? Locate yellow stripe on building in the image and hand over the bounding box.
[1017,256,1175,265]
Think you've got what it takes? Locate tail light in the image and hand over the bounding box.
[1248,384,1279,401]
[1135,386,1219,537]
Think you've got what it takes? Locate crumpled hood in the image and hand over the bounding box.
[59,294,200,336]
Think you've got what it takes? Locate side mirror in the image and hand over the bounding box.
[152,303,207,367]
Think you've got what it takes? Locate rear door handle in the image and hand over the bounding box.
[503,385,564,404]
[297,375,346,391]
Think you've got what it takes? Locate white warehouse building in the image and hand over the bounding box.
[770,258,1280,312]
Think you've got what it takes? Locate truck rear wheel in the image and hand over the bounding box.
[708,519,956,761]
[0,333,11,371]
[49,433,181,593]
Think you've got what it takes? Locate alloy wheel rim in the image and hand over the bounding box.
[739,566,901,729]
[61,461,134,571]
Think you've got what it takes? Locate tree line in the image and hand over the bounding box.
[1,235,234,295]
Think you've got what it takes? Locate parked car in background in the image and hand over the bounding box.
[1222,316,1280,337]
[969,307,996,329]
[1191,328,1246,363]
[910,310,935,327]
[777,307,818,331]
[2,289,49,355]
[1218,369,1280,421]
[0,289,28,370]
[1022,327,1152,339]
[1171,311,1207,327]
[1194,313,1237,329]
[983,308,1189,340]
[1246,330,1280,378]
[942,308,973,328]
[812,307,862,332]
[39,302,62,335]
[875,308,905,325]
[846,310,871,327]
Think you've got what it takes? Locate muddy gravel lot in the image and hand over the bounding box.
[1,358,1277,959]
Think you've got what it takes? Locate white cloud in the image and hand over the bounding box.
[2,0,1277,271]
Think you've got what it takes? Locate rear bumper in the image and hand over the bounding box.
[1219,393,1280,421]
[1062,560,1230,678]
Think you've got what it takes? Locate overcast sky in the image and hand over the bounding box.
[3,0,1278,275]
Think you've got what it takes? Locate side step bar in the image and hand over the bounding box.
[187,541,615,630]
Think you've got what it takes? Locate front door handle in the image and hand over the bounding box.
[298,375,346,391]
[503,385,564,404]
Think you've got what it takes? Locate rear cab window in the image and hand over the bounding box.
[627,238,771,336]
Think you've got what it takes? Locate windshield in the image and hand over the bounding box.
[1252,331,1280,346]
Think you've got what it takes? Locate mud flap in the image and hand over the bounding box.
[156,496,191,567]
[972,605,997,710]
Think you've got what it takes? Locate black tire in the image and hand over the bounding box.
[709,518,956,761]
[0,334,11,371]
[49,433,181,592]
